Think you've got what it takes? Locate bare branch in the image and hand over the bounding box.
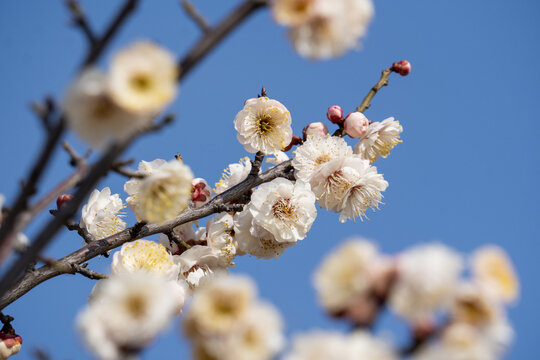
[181,0,211,33]
[70,263,108,280]
[65,0,97,46]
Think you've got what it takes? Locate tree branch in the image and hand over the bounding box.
[0,159,294,310]
[65,0,97,46]
[181,0,211,33]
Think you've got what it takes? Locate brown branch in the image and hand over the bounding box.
[178,0,269,80]
[70,263,108,280]
[0,159,294,310]
[181,0,211,33]
[65,0,97,46]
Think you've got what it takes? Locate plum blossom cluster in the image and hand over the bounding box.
[183,275,284,360]
[63,41,178,149]
[314,238,520,360]
[271,0,375,59]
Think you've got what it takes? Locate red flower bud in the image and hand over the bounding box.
[326,105,344,124]
[392,60,411,76]
[56,194,73,210]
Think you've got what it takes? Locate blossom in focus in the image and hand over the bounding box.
[234,97,293,155]
[354,117,403,163]
[389,243,463,323]
[192,178,212,208]
[125,159,193,223]
[215,157,253,195]
[63,68,150,149]
[80,187,126,240]
[248,178,317,243]
[77,272,183,360]
[176,245,224,289]
[310,156,388,222]
[0,332,22,360]
[205,212,237,267]
[287,0,374,60]
[108,41,177,114]
[471,246,519,304]
[313,239,379,313]
[266,151,290,166]
[293,134,352,183]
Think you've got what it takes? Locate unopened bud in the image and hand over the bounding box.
[192,178,212,208]
[302,122,328,140]
[392,60,411,76]
[0,332,22,359]
[344,112,369,138]
[56,194,73,210]
[326,105,344,124]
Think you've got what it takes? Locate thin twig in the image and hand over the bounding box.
[181,0,211,33]
[65,0,97,46]
[49,210,96,243]
[71,263,108,280]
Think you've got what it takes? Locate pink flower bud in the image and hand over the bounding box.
[56,194,73,210]
[192,178,212,208]
[302,122,328,140]
[0,331,22,358]
[326,105,344,124]
[344,112,369,138]
[392,60,411,76]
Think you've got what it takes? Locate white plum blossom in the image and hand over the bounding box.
[284,330,349,360]
[177,245,226,289]
[266,151,290,166]
[346,331,396,360]
[108,41,177,114]
[293,134,352,183]
[0,332,22,360]
[63,68,150,149]
[389,243,464,323]
[205,212,237,266]
[310,156,388,222]
[287,0,374,59]
[248,178,317,243]
[80,187,126,240]
[354,117,403,163]
[158,222,200,255]
[313,239,379,313]
[124,159,193,223]
[272,0,319,26]
[471,246,519,304]
[112,239,179,279]
[234,97,292,155]
[77,272,183,360]
[215,157,253,195]
[234,208,294,259]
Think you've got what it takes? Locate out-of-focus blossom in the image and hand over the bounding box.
[272,0,318,26]
[80,187,126,240]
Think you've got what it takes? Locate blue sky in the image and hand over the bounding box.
[0,0,539,359]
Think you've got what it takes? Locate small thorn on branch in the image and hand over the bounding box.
[181,0,211,33]
[65,0,97,46]
[30,97,56,131]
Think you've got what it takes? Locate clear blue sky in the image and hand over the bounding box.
[0,0,538,359]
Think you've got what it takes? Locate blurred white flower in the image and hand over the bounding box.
[248,178,317,243]
[313,239,378,313]
[125,159,167,217]
[125,159,193,223]
[109,41,177,114]
[63,68,150,149]
[354,117,403,163]
[80,187,126,240]
[389,243,463,323]
[215,157,253,195]
[293,134,352,183]
[78,272,183,360]
[288,0,374,59]
[310,156,388,222]
[234,97,292,155]
[471,246,519,304]
[234,208,294,259]
[183,275,256,336]
[346,331,396,360]
[283,330,348,360]
[272,0,318,26]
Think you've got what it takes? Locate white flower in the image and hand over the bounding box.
[111,240,180,282]
[234,208,294,259]
[158,222,199,255]
[78,272,183,359]
[197,302,285,360]
[0,333,22,360]
[63,68,150,149]
[266,151,290,166]
[177,245,225,289]
[125,159,167,216]
[80,187,126,240]
[389,243,463,323]
[248,178,317,243]
[346,331,396,360]
[354,117,403,163]
[293,134,352,183]
[288,0,374,59]
[125,159,193,223]
[234,97,293,155]
[215,157,253,195]
[310,156,388,222]
[272,0,319,26]
[471,246,519,304]
[205,212,237,266]
[183,275,256,336]
[284,330,349,360]
[313,239,378,313]
[108,41,177,114]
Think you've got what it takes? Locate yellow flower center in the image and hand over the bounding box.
[130,73,153,93]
